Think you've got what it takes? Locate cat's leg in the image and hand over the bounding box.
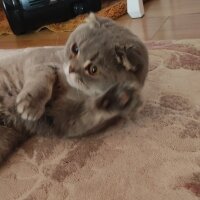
[0,126,27,163]
[16,65,56,121]
[54,84,141,137]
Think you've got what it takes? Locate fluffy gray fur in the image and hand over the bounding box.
[0,14,148,163]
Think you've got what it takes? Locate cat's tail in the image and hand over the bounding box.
[0,126,27,164]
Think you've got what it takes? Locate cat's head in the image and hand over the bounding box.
[63,13,148,96]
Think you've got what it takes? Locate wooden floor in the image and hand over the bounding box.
[0,0,200,49]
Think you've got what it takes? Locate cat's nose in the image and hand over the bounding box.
[69,65,75,73]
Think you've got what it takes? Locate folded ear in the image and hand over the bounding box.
[115,44,149,86]
[85,13,101,28]
[115,45,138,72]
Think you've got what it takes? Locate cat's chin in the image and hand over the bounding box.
[66,73,87,94]
[66,74,101,96]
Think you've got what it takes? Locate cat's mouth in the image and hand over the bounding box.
[63,62,89,93]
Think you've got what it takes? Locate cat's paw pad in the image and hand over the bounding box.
[96,84,134,112]
[16,92,44,121]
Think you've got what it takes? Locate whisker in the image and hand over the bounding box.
[75,78,81,98]
[146,79,158,83]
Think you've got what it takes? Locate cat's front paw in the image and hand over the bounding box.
[16,91,45,121]
[96,84,137,113]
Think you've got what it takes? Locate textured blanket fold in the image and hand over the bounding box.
[0,39,200,200]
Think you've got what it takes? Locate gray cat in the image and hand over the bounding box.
[0,14,148,163]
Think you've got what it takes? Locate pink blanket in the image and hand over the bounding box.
[0,39,200,200]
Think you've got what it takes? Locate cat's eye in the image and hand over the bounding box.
[88,65,97,75]
[71,43,79,55]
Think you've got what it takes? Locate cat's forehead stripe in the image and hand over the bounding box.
[91,52,99,61]
[84,60,91,68]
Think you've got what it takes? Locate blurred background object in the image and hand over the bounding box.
[0,0,127,36]
[127,0,144,18]
[2,0,101,35]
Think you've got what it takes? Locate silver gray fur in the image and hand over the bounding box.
[0,14,148,163]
